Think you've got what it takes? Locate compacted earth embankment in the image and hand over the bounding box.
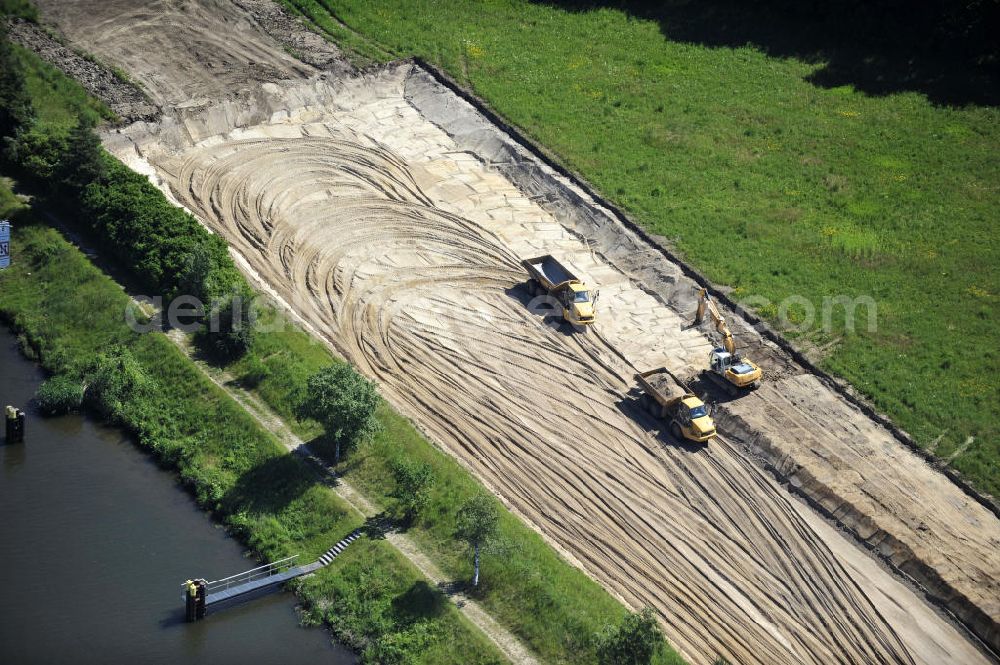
[25,1,999,663]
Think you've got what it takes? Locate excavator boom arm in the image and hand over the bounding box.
[691,288,762,391]
[694,288,735,354]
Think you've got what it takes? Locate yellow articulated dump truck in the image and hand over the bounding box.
[522,254,598,326]
[635,367,717,444]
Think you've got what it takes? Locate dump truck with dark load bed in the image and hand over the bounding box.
[522,254,597,325]
[635,367,716,443]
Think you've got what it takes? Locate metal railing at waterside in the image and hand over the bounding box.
[202,554,300,595]
[180,528,362,620]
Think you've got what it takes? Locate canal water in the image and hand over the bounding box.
[0,329,354,665]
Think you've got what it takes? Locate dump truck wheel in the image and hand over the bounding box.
[670,422,683,441]
[647,396,658,416]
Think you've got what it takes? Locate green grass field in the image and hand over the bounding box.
[12,42,112,129]
[287,0,999,497]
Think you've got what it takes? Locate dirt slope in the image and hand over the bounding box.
[31,1,999,663]
[141,97,988,662]
[36,0,317,107]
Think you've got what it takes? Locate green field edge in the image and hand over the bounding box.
[282,0,999,501]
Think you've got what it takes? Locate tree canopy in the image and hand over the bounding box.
[455,492,500,587]
[595,607,665,665]
[0,27,34,144]
[391,457,435,523]
[299,363,380,462]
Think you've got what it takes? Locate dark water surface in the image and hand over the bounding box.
[0,329,354,665]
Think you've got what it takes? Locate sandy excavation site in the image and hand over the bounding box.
[24,1,1000,663]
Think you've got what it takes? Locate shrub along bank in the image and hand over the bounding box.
[0,29,251,359]
[0,200,504,665]
[0,17,686,664]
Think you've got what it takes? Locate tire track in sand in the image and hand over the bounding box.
[29,0,994,662]
[35,0,314,107]
[156,133,970,665]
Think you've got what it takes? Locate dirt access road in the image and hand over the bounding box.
[34,1,999,663]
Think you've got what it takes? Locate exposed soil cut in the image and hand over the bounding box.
[5,17,158,122]
[28,1,1000,663]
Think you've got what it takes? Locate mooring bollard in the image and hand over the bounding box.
[195,579,207,620]
[184,580,197,622]
[5,405,25,444]
[185,578,208,622]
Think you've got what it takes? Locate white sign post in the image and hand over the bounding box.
[0,220,10,269]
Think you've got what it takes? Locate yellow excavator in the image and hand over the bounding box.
[693,288,762,395]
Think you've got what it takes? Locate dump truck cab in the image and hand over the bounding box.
[561,283,596,324]
[635,368,717,444]
[709,349,762,391]
[677,396,716,442]
[522,255,598,326]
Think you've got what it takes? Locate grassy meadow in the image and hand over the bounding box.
[286,0,999,496]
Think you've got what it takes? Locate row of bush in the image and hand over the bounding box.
[0,219,508,664]
[1,19,684,664]
[0,27,252,359]
[0,26,511,663]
